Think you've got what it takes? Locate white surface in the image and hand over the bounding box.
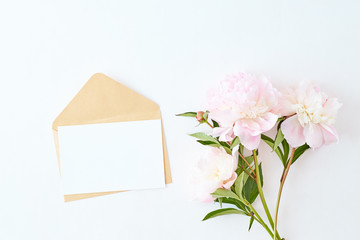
[0,1,360,240]
[58,120,164,195]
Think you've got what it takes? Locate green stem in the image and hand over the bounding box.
[273,182,285,240]
[238,152,256,178]
[205,120,214,128]
[245,201,277,240]
[273,148,296,240]
[252,150,281,240]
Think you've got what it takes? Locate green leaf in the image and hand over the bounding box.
[275,147,285,161]
[261,134,273,143]
[238,153,254,169]
[234,172,248,199]
[239,143,244,155]
[212,120,219,128]
[223,146,232,155]
[197,140,221,147]
[189,132,218,143]
[202,111,209,121]
[191,133,231,154]
[218,197,223,208]
[243,177,258,204]
[245,155,254,165]
[291,144,310,165]
[261,134,284,161]
[211,188,241,201]
[243,163,263,203]
[277,117,286,124]
[230,136,240,149]
[273,128,285,150]
[282,139,290,165]
[276,120,289,166]
[215,197,247,212]
[218,142,231,154]
[248,216,255,231]
[219,140,231,148]
[202,208,247,221]
[259,163,264,186]
[235,167,244,176]
[176,112,197,117]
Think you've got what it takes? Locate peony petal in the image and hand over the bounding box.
[281,115,306,147]
[208,110,241,127]
[240,118,261,134]
[232,146,239,171]
[303,123,323,149]
[320,124,339,145]
[223,172,237,189]
[278,87,298,116]
[234,121,261,150]
[212,127,235,142]
[212,127,226,137]
[256,112,278,132]
[189,147,239,202]
[322,97,342,123]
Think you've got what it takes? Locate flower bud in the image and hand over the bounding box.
[196,111,206,122]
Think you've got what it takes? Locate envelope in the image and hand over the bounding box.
[52,73,172,202]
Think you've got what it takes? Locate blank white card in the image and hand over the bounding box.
[58,119,165,195]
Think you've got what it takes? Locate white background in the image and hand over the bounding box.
[0,1,359,240]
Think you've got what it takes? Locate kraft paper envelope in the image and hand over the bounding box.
[52,73,172,202]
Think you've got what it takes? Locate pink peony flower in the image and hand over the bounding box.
[189,147,238,202]
[280,82,342,149]
[206,73,280,150]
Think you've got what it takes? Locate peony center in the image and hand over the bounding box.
[296,104,323,126]
[240,103,269,119]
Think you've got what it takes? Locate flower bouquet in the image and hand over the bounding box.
[177,72,341,240]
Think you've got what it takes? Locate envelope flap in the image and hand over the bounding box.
[53,73,160,129]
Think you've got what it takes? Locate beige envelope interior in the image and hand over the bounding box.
[52,73,172,202]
